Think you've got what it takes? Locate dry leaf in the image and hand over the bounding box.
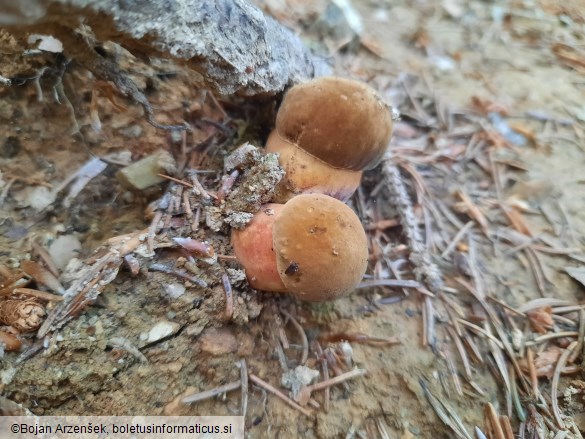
[526,306,554,334]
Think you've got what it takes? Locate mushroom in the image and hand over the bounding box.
[231,194,368,302]
[266,76,393,202]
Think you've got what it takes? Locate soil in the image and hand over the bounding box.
[1,0,585,438]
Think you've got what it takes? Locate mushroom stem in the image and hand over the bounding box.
[266,130,362,203]
[231,205,287,293]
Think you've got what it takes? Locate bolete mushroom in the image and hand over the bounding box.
[266,76,393,202]
[231,194,368,302]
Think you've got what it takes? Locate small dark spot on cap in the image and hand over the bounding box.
[284,261,300,275]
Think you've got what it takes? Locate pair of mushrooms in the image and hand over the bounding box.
[232,77,393,302]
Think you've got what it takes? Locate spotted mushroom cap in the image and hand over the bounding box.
[275,76,393,171]
[273,193,368,301]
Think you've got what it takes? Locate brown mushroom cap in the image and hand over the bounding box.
[273,194,368,301]
[275,76,393,171]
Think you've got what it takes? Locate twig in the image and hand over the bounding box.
[499,415,514,439]
[509,366,526,422]
[382,156,443,346]
[551,342,577,429]
[237,360,248,418]
[424,296,435,347]
[525,331,579,347]
[222,272,233,321]
[526,348,538,398]
[441,221,474,259]
[568,309,585,364]
[305,368,366,393]
[456,190,489,237]
[11,288,64,302]
[157,173,194,188]
[182,381,241,404]
[312,342,330,411]
[273,307,289,349]
[30,240,61,278]
[280,309,308,365]
[486,296,526,317]
[484,402,506,439]
[147,211,163,254]
[149,263,207,288]
[356,279,421,289]
[248,374,312,417]
[457,319,504,349]
[446,326,472,379]
[182,191,198,233]
[523,248,547,297]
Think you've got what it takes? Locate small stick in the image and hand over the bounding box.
[306,398,320,409]
[551,342,578,429]
[525,331,579,346]
[280,309,308,365]
[182,381,241,404]
[441,221,474,259]
[447,326,472,379]
[517,298,575,313]
[484,402,506,439]
[523,248,547,296]
[148,263,207,288]
[552,305,585,314]
[217,255,238,261]
[30,241,61,278]
[182,191,198,233]
[273,309,289,349]
[221,272,233,321]
[498,415,514,439]
[147,211,163,254]
[382,157,443,346]
[509,366,526,422]
[468,380,486,397]
[248,374,312,417]
[365,218,400,230]
[188,172,214,200]
[424,296,435,347]
[456,190,489,236]
[307,368,366,393]
[322,358,330,412]
[356,279,421,289]
[486,296,526,317]
[238,360,248,418]
[157,173,194,188]
[457,319,505,349]
[12,288,64,302]
[462,332,484,364]
[568,309,584,364]
[526,348,539,398]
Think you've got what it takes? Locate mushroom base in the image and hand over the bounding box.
[231,204,287,293]
[265,130,362,203]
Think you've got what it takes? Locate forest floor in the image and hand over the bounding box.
[1,0,585,438]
